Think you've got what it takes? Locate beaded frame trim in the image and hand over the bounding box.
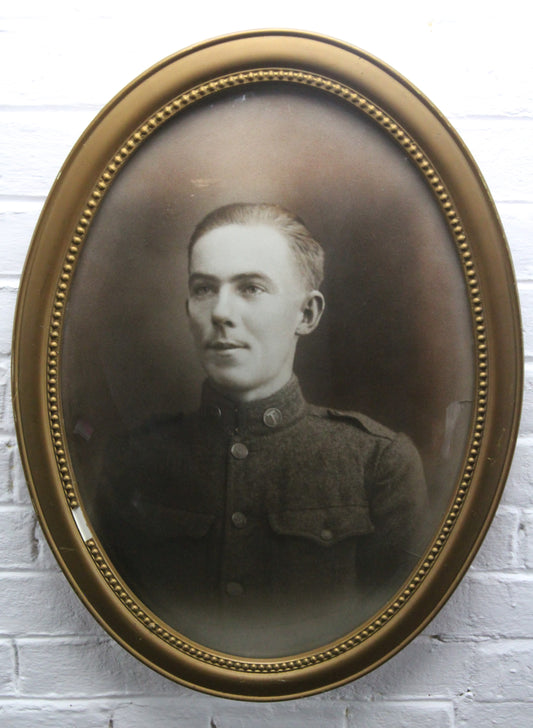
[48,68,486,672]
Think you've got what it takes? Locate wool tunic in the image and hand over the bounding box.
[96,376,428,656]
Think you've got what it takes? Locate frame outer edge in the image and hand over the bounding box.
[12,30,523,700]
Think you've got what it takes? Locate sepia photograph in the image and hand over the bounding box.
[59,82,475,657]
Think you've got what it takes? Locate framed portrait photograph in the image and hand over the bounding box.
[12,30,522,699]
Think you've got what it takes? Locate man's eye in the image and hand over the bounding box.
[192,284,214,297]
[241,283,264,296]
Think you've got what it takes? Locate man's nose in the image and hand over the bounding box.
[211,287,236,326]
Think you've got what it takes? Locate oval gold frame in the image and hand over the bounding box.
[12,30,522,699]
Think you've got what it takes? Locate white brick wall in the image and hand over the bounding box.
[2,1,531,725]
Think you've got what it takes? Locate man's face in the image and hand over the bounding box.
[187,223,312,402]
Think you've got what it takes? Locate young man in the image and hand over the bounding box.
[97,203,427,656]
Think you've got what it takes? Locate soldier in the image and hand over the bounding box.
[97,203,428,656]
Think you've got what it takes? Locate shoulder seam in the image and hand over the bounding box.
[326,408,396,440]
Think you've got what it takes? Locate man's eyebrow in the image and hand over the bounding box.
[232,272,273,283]
[188,273,218,283]
[189,272,275,284]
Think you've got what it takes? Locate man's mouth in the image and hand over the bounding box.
[206,340,247,351]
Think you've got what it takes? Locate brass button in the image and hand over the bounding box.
[230,442,248,459]
[263,407,283,428]
[321,528,333,542]
[226,581,244,596]
[231,511,247,528]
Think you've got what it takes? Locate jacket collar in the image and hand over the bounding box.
[200,375,307,436]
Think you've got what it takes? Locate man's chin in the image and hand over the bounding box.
[206,369,277,402]
[205,369,250,396]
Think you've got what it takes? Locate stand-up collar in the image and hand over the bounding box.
[200,376,307,436]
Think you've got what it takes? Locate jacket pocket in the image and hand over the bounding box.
[268,505,374,546]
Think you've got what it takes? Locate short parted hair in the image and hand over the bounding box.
[188,203,325,290]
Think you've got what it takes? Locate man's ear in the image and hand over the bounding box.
[296,291,325,336]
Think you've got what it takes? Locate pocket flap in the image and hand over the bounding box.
[268,505,374,546]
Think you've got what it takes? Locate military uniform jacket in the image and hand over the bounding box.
[96,377,428,656]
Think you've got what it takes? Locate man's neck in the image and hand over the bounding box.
[208,372,295,404]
